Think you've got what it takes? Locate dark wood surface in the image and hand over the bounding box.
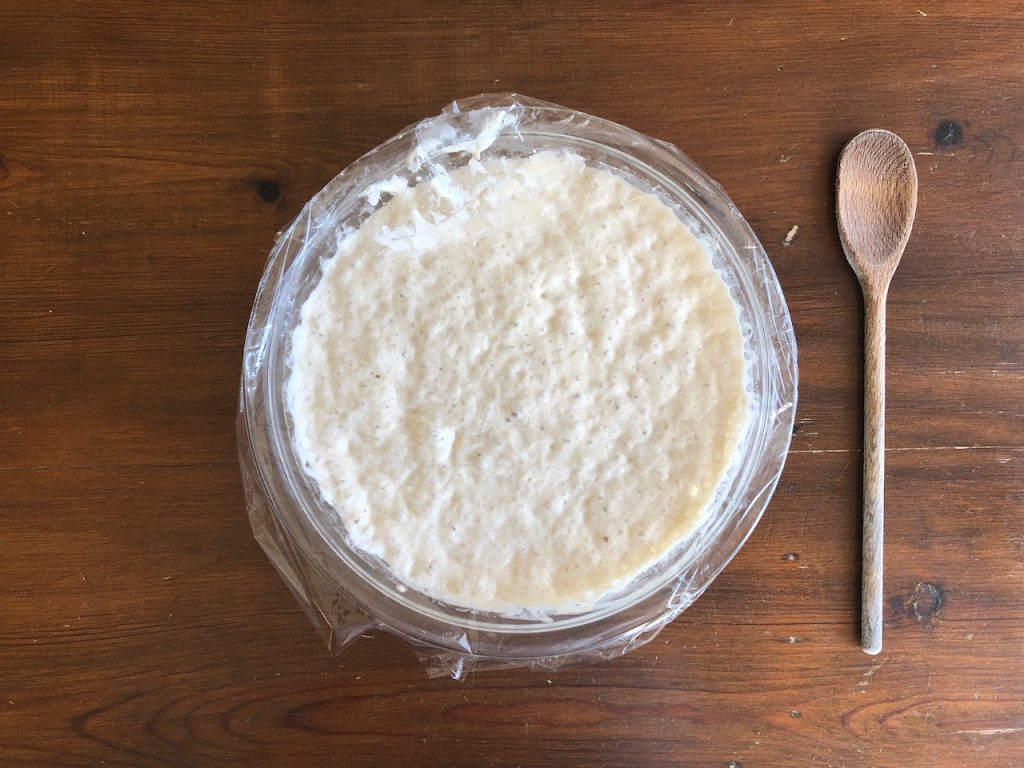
[3,3,1022,766]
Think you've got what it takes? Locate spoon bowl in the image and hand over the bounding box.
[838,130,919,293]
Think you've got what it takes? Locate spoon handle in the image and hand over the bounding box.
[862,291,887,655]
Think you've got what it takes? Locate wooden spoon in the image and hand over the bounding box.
[836,129,918,656]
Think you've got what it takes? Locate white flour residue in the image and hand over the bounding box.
[407,108,515,172]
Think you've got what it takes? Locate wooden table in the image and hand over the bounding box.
[3,3,1022,766]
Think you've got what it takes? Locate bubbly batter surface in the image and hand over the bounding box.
[287,152,750,612]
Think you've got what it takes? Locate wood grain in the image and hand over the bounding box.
[2,2,1024,766]
[860,291,889,655]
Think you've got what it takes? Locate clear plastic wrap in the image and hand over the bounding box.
[238,94,798,679]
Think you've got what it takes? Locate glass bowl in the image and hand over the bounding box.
[238,94,797,678]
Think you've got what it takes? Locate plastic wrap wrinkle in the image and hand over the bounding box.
[237,94,798,679]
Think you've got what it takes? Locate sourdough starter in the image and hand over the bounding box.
[286,151,750,613]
